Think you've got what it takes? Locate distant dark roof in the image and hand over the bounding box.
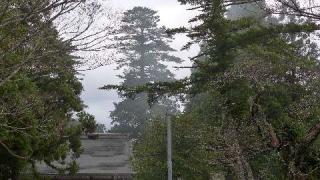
[37,133,133,179]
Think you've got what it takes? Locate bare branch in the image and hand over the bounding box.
[0,140,27,159]
[303,121,320,145]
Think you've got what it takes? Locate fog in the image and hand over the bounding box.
[80,0,200,128]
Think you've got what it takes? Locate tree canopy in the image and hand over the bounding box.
[102,7,181,138]
[112,0,320,179]
[0,0,103,178]
[2,0,320,179]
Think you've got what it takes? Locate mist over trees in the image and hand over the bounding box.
[109,0,320,179]
[2,0,320,179]
[102,7,181,138]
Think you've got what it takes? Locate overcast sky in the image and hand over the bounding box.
[80,0,199,129]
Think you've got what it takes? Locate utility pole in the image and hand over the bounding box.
[166,113,172,180]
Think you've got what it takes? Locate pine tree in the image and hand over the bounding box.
[107,7,181,138]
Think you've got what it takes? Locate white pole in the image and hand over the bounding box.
[167,113,172,180]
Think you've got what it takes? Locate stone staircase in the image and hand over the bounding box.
[38,133,133,180]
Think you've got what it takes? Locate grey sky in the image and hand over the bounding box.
[80,0,199,129]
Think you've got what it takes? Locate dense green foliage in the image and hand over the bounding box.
[110,0,320,179]
[2,0,320,179]
[0,0,92,178]
[133,100,221,180]
[78,112,97,134]
[103,7,180,138]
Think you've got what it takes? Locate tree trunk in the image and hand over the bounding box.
[224,130,254,180]
[288,161,308,180]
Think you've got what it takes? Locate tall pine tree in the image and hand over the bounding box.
[106,7,181,138]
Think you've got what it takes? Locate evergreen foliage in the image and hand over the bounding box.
[0,0,97,178]
[110,0,320,179]
[102,7,181,138]
[78,112,97,134]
